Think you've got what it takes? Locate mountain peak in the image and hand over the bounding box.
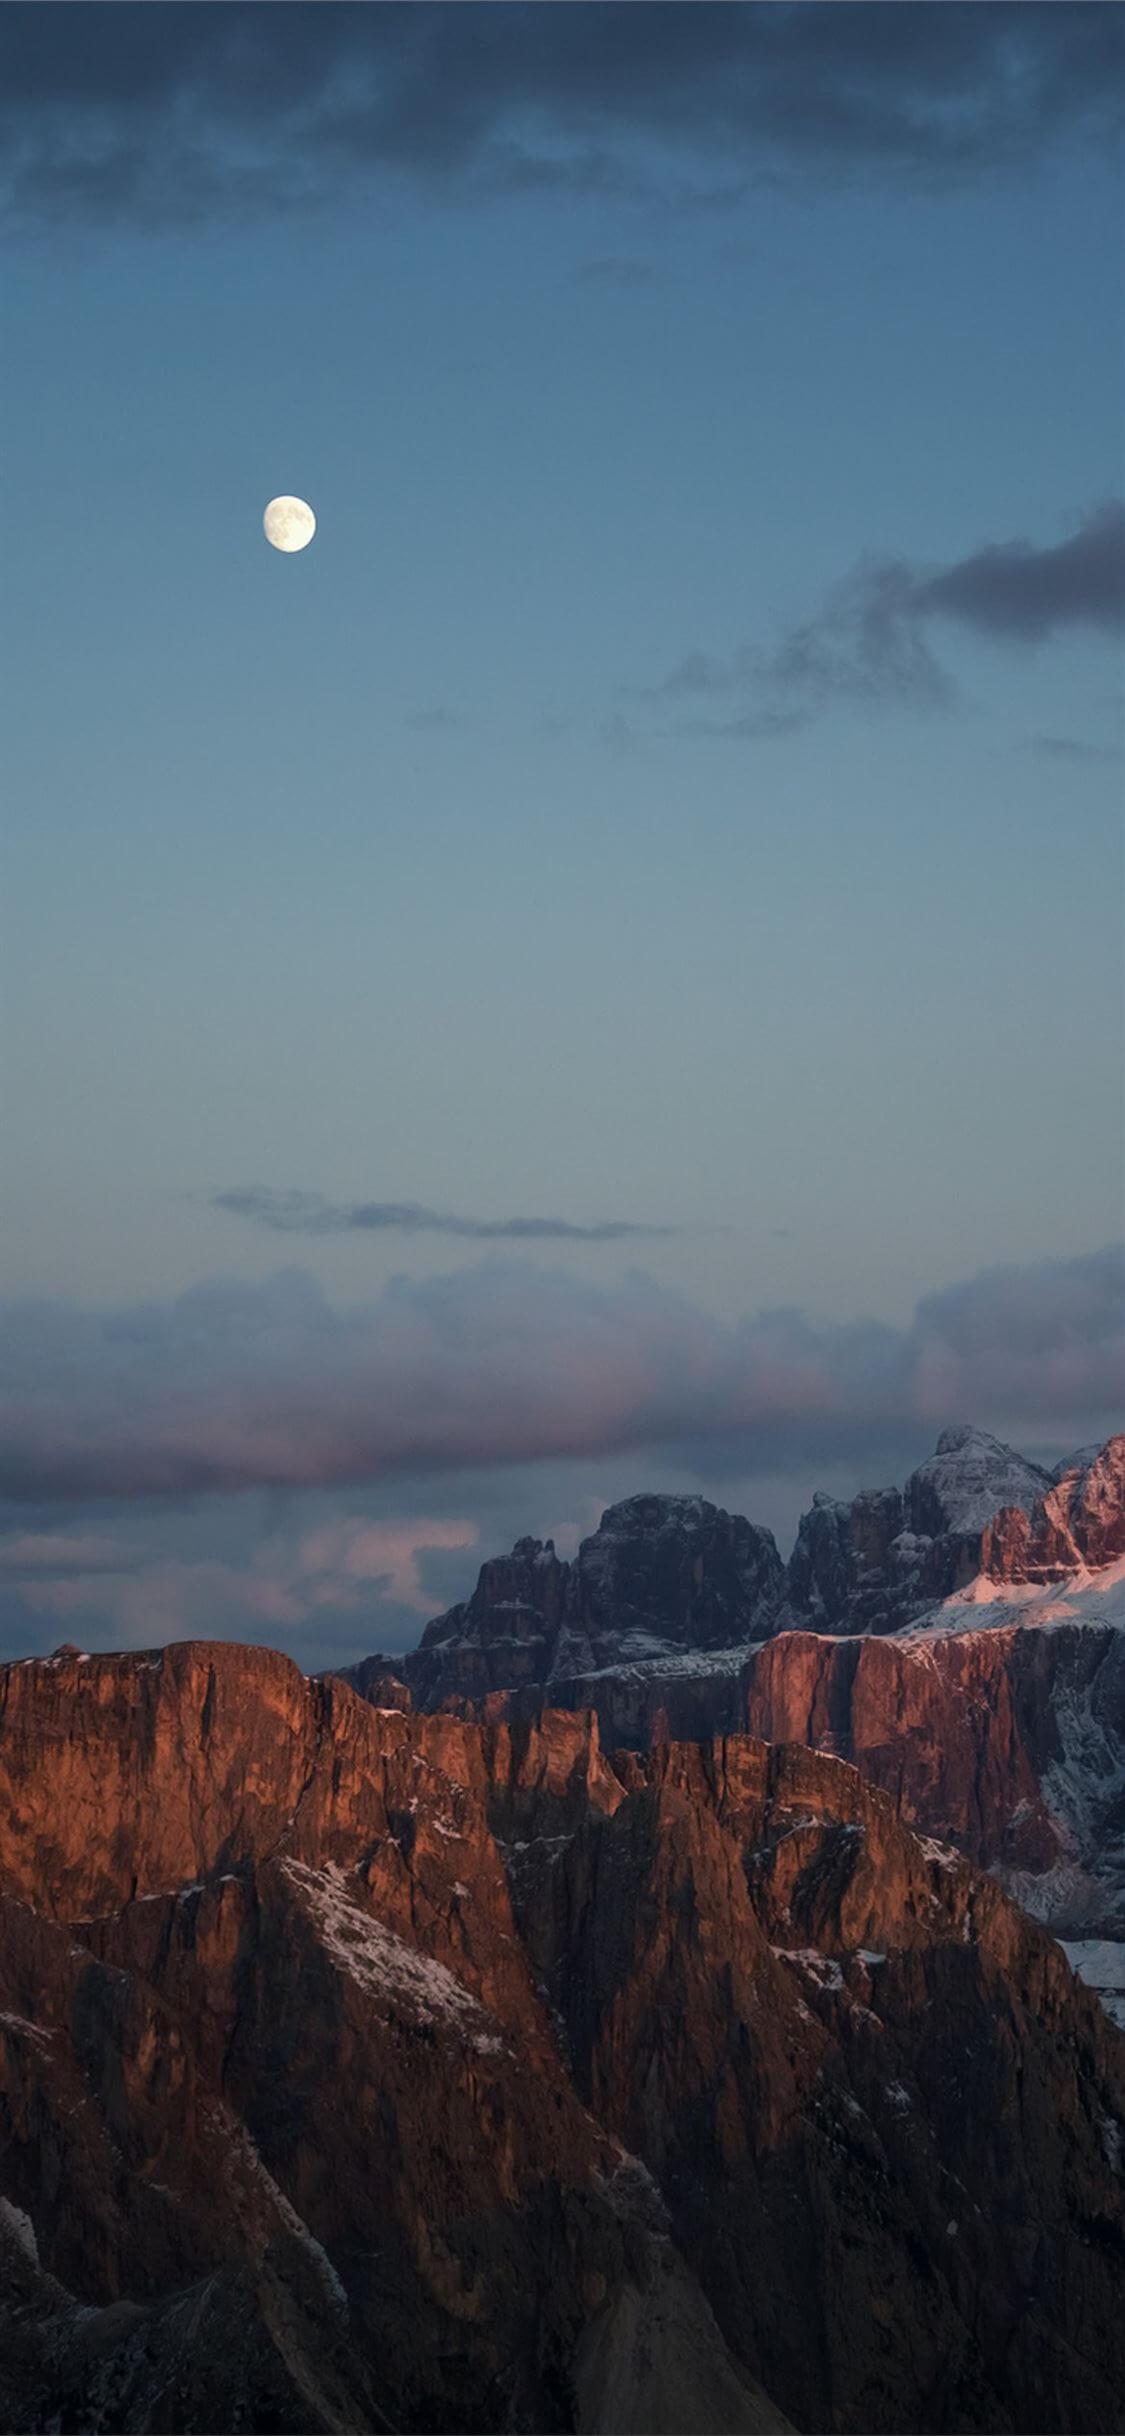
[934,1423,1007,1457]
[909,1427,1051,1539]
[595,1492,717,1536]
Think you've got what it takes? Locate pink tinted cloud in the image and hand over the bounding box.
[0,1245,1119,1504]
[11,1514,480,1649]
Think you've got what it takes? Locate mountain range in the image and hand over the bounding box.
[1,1424,1123,2432]
[341,1429,1125,1941]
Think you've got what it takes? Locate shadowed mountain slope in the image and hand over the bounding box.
[1,1642,1123,2431]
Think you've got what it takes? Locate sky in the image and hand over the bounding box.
[1,5,1123,1668]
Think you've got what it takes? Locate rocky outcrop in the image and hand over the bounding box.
[783,1426,1055,1634]
[510,1729,1125,2436]
[0,1644,780,2435]
[982,1436,1125,1584]
[403,1534,573,1705]
[745,1616,1125,1935]
[556,1494,785,1669]
[1,1642,1124,2432]
[344,1495,785,1714]
[335,1434,1125,1936]
[346,1436,1121,1732]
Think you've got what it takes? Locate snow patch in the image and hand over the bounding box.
[1059,1939,1125,2032]
[219,2119,349,2320]
[0,2197,38,2264]
[918,1836,961,1870]
[280,1859,509,2054]
[774,1947,845,1992]
[0,2012,55,2048]
[908,1552,1125,1638]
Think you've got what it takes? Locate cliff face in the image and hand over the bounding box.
[981,1436,1125,1585]
[340,1433,1125,1935]
[2,1642,1124,2434]
[0,1646,779,2436]
[347,1493,786,1712]
[343,1437,1123,1708]
[745,1436,1125,1936]
[782,1427,1056,1634]
[746,1616,1125,1934]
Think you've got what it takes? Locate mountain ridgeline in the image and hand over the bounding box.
[339,1430,1125,1939]
[1,1642,1124,2434]
[1,1427,1123,2432]
[345,1430,1125,1709]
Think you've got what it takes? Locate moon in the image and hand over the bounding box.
[263,495,316,553]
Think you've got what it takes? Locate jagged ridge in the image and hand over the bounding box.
[1,1640,1124,2432]
[340,1432,1125,1938]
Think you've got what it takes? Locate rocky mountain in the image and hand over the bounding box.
[788,1430,1125,1633]
[2,1642,1125,2433]
[347,1493,786,1712]
[981,1434,1125,1583]
[783,1426,1054,1634]
[347,1434,1121,1723]
[748,1588,1125,1937]
[341,1434,1125,1937]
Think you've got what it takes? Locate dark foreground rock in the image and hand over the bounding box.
[1,1642,1124,2433]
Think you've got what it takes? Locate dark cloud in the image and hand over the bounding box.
[916,501,1125,641]
[210,1186,675,1245]
[0,1245,1119,1507]
[637,505,1125,736]
[1,6,1121,228]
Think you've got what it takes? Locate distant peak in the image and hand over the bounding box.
[596,1493,717,1535]
[934,1424,1007,1458]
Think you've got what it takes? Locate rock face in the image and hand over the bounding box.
[746,1614,1125,1936]
[784,1426,1055,1634]
[3,1642,1125,2433]
[347,1436,1122,1731]
[0,1644,780,2436]
[557,1494,786,1669]
[355,1495,786,1714]
[340,1434,1125,1930]
[981,1436,1125,1585]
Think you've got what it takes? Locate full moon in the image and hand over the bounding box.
[263,495,316,553]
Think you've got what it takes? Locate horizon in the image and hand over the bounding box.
[5,1410,1120,1673]
[2,3,1122,1670]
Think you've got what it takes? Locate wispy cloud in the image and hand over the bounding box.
[0,1532,142,1577]
[1024,734,1124,766]
[634,503,1125,739]
[210,1187,677,1246]
[1,8,1121,230]
[0,1244,1119,1506]
[574,256,658,289]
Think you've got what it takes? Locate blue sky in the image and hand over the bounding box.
[1,6,1122,1665]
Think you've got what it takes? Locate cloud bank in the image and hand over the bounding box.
[211,1187,676,1246]
[2,6,1121,228]
[3,1513,480,1660]
[1,1244,1120,1507]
